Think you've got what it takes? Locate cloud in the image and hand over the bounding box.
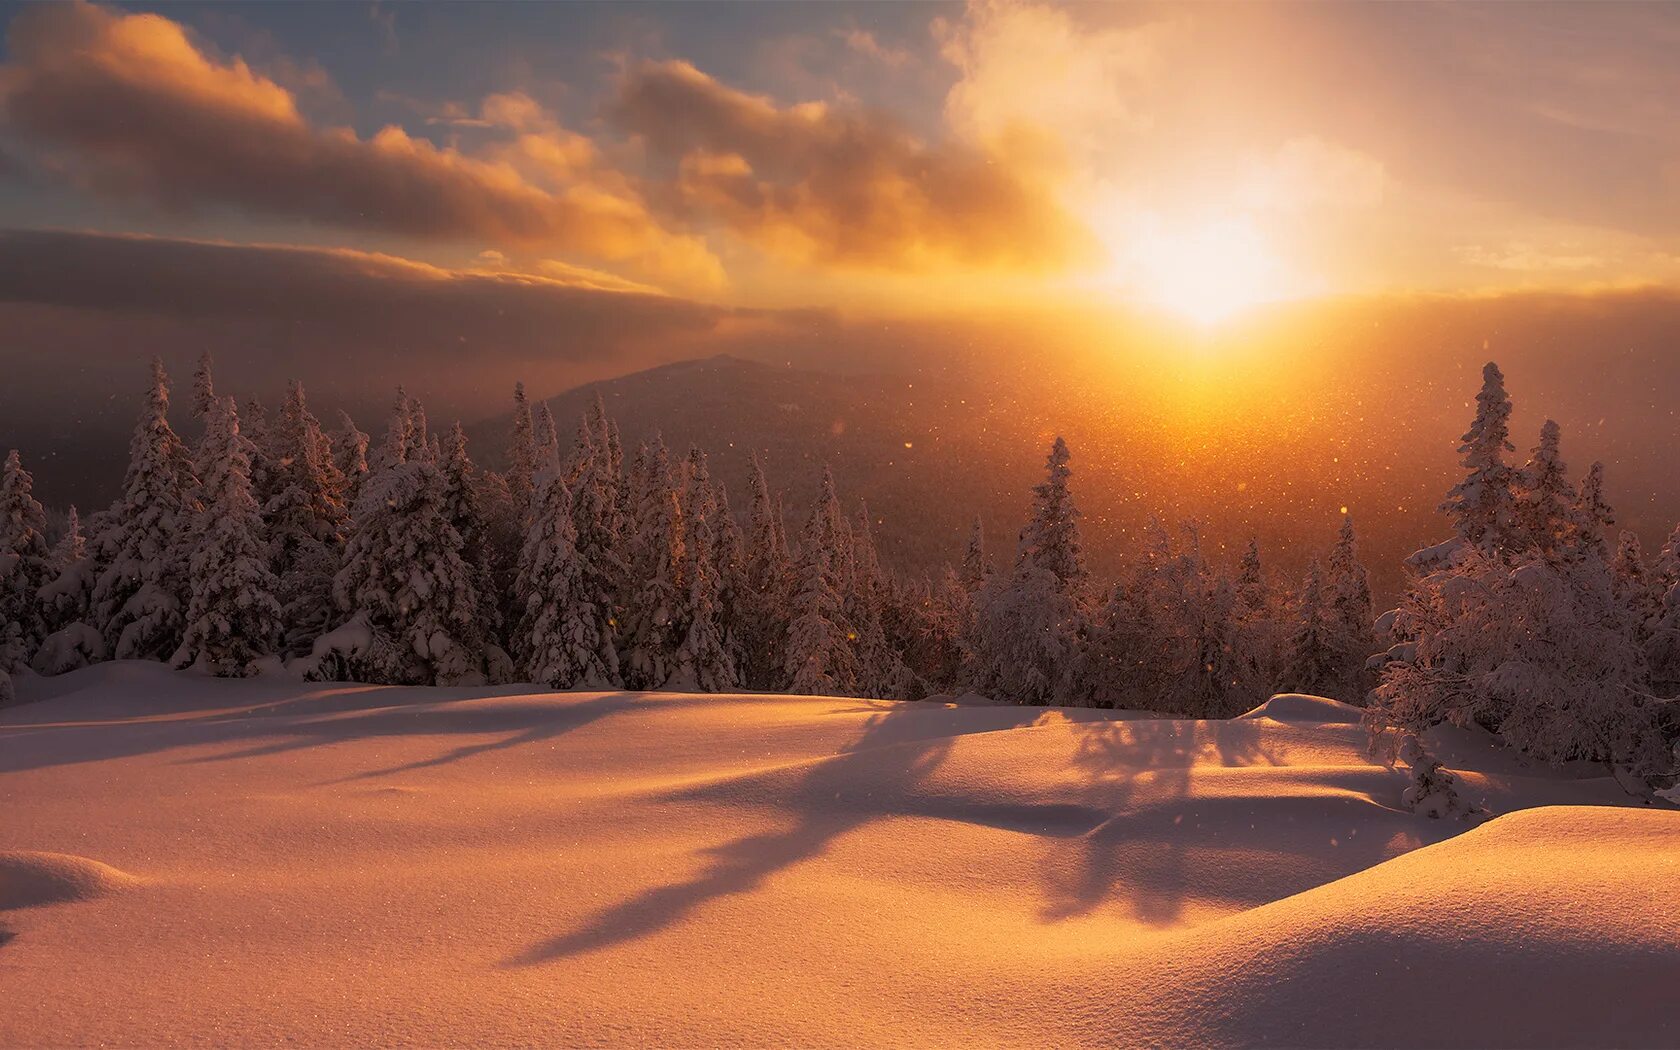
[0,2,722,289]
[612,59,1096,272]
[0,228,847,509]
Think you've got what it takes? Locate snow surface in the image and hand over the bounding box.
[3,662,1676,1047]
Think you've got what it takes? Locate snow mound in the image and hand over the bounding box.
[1123,805,1680,1047]
[0,851,139,910]
[1238,692,1365,725]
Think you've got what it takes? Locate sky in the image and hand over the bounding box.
[4,0,1680,319]
[6,0,1680,534]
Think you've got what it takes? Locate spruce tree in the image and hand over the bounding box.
[1518,419,1574,557]
[666,448,737,691]
[324,395,485,684]
[961,515,990,591]
[172,397,283,676]
[514,474,619,689]
[0,449,54,680]
[1572,461,1615,563]
[266,381,349,656]
[507,382,538,527]
[92,358,198,661]
[1282,558,1340,697]
[785,467,860,695]
[1327,514,1376,699]
[192,351,216,419]
[51,505,85,574]
[736,454,792,689]
[1437,361,1519,559]
[966,437,1087,705]
[332,410,370,504]
[618,439,683,689]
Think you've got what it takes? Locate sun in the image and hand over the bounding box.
[1126,215,1306,327]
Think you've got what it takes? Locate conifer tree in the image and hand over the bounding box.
[966,438,1087,705]
[266,381,349,655]
[961,515,990,592]
[534,401,561,487]
[440,422,503,650]
[51,505,85,573]
[1572,462,1615,563]
[321,395,484,684]
[618,439,683,689]
[1327,514,1376,699]
[1612,530,1660,642]
[514,473,619,689]
[846,502,919,698]
[1437,361,1519,559]
[0,449,54,684]
[507,382,537,526]
[785,467,859,695]
[1282,558,1340,697]
[1231,537,1285,704]
[736,454,792,689]
[1517,419,1574,557]
[92,358,198,661]
[172,397,282,676]
[666,448,737,691]
[332,410,370,504]
[192,351,216,420]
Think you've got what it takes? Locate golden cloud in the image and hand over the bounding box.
[613,59,1098,272]
[0,2,723,291]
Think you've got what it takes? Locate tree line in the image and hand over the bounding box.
[0,356,1674,795]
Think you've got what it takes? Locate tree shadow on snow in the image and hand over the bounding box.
[507,699,1052,966]
[1038,717,1287,927]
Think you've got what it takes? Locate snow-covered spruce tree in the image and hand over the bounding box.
[1282,557,1342,697]
[533,401,562,488]
[1369,543,1667,774]
[34,504,110,674]
[966,437,1088,706]
[961,515,991,592]
[665,449,737,692]
[191,352,216,419]
[172,397,283,676]
[568,415,627,644]
[441,423,505,663]
[784,467,861,695]
[1613,530,1660,645]
[0,449,55,694]
[315,395,485,685]
[514,472,619,689]
[1231,537,1286,704]
[91,358,198,661]
[265,381,349,656]
[711,480,748,684]
[1078,521,1240,715]
[846,502,921,699]
[51,506,85,574]
[1516,419,1575,557]
[1571,461,1615,563]
[242,396,278,505]
[1646,523,1680,693]
[1327,514,1376,701]
[331,410,370,505]
[1427,361,1520,566]
[506,382,538,528]
[732,454,792,689]
[617,439,683,689]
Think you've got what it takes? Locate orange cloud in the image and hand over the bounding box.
[613,59,1097,272]
[0,2,722,290]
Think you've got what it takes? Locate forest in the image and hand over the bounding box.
[2,357,1676,804]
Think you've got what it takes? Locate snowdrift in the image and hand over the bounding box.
[3,662,1675,1047]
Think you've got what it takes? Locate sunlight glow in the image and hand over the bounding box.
[1126,216,1306,327]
